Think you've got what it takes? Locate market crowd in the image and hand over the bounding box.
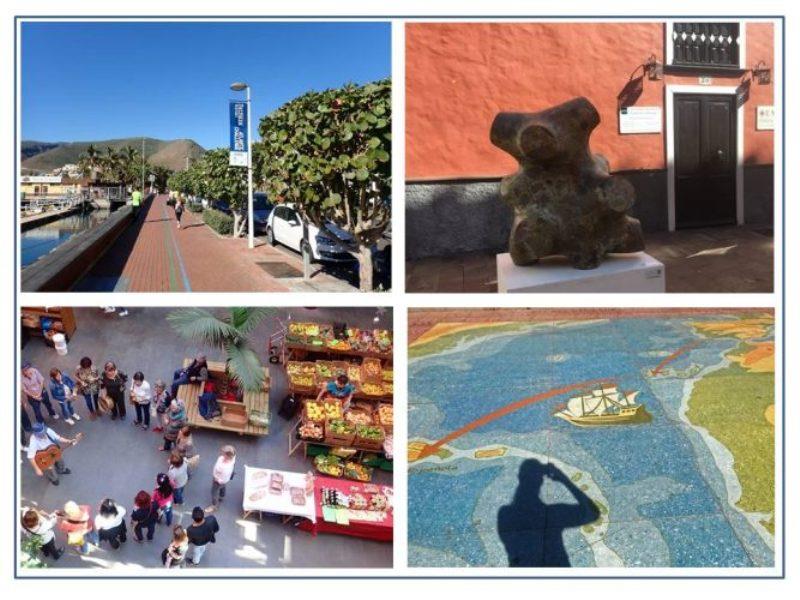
[20,356,237,568]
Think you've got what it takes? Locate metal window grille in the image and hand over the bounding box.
[671,22,740,68]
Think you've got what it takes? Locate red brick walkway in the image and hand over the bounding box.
[76,195,300,292]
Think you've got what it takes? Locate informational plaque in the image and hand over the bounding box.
[619,106,662,134]
[756,105,775,131]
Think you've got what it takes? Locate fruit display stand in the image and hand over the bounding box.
[285,359,393,403]
[297,475,393,542]
[241,466,316,522]
[178,359,271,436]
[287,414,392,460]
[279,321,393,363]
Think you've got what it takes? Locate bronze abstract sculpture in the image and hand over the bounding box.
[490,97,645,270]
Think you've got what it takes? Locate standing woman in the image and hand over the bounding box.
[152,380,172,433]
[74,357,101,420]
[101,362,128,421]
[130,491,157,543]
[176,425,199,477]
[49,368,80,425]
[168,452,189,505]
[21,508,64,561]
[130,371,152,431]
[152,473,175,526]
[57,501,98,555]
[159,398,187,452]
[162,525,189,568]
[174,195,184,229]
[94,498,127,550]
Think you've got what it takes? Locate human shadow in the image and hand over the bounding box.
[498,459,599,567]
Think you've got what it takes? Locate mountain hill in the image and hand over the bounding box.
[21,137,206,173]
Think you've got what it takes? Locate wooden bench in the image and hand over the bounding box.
[177,359,270,436]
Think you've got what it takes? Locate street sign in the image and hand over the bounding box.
[148,174,156,182]
[229,100,248,167]
[756,105,775,130]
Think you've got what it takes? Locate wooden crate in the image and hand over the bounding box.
[324,419,356,446]
[354,425,386,452]
[179,358,270,436]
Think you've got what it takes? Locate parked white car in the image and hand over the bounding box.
[266,204,357,263]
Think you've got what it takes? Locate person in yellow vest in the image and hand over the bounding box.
[131,189,143,218]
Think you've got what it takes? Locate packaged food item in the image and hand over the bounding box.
[349,493,368,510]
[370,493,388,510]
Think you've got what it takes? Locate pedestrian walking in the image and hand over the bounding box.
[168,452,189,505]
[159,398,187,452]
[174,196,184,229]
[208,445,236,512]
[94,498,127,550]
[101,361,128,421]
[48,368,80,425]
[21,362,58,423]
[162,525,189,568]
[176,425,200,477]
[170,354,208,397]
[153,473,175,526]
[21,508,64,561]
[26,423,76,486]
[131,188,142,218]
[152,380,172,433]
[130,491,158,542]
[57,501,98,555]
[130,371,152,430]
[186,507,219,565]
[74,357,102,420]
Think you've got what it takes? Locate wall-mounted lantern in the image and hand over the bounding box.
[644,55,664,80]
[752,61,771,84]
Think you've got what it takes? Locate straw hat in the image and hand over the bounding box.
[63,501,86,520]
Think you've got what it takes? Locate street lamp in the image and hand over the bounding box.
[230,81,255,249]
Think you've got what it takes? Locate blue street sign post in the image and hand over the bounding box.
[229,84,254,249]
[229,100,248,167]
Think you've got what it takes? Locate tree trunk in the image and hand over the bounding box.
[358,245,373,292]
[232,213,245,238]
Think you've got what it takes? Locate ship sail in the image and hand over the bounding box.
[554,385,651,426]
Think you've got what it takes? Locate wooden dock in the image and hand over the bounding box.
[177,359,271,436]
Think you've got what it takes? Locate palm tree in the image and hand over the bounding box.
[167,307,274,392]
[78,144,102,198]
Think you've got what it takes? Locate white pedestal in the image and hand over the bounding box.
[496,252,666,293]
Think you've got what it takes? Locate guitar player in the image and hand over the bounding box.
[27,422,76,486]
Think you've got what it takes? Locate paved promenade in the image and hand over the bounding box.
[74,195,352,292]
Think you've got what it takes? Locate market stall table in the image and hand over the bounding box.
[242,466,316,523]
[297,475,393,542]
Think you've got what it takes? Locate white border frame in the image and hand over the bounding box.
[665,84,745,231]
[664,19,747,69]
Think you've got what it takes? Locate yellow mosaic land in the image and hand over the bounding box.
[690,315,774,340]
[411,322,513,347]
[729,341,775,373]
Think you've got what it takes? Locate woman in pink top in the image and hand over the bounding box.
[57,501,98,554]
[152,473,175,526]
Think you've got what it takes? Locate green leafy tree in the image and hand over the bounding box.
[150,165,173,192]
[196,148,248,237]
[77,144,103,197]
[167,307,274,392]
[256,78,391,291]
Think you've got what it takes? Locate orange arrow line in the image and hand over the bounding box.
[651,340,701,375]
[415,377,613,461]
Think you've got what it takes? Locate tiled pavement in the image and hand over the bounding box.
[75,195,355,292]
[405,226,774,293]
[408,311,775,568]
[19,307,393,569]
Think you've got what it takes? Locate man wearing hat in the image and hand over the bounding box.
[27,423,76,486]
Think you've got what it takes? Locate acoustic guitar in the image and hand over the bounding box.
[34,433,83,471]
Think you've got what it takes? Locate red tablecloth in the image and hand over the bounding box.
[297,475,393,542]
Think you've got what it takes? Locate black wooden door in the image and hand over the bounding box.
[674,93,737,228]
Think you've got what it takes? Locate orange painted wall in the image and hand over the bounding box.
[406,22,775,181]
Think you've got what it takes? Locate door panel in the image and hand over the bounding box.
[674,93,737,228]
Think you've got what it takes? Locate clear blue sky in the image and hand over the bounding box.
[21,21,391,148]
